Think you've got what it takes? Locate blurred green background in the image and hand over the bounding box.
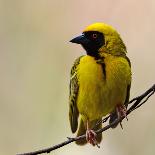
[0,0,155,155]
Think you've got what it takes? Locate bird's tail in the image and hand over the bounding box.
[75,119,102,145]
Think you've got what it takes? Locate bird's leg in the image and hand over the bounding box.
[116,104,128,129]
[86,120,97,146]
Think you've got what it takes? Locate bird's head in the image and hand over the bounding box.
[70,23,127,58]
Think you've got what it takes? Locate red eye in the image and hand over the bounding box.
[92,33,98,39]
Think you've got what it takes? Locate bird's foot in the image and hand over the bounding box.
[116,105,128,129]
[86,129,97,146]
[116,104,127,119]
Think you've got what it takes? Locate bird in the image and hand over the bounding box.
[69,23,131,146]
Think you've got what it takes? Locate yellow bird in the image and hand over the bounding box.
[69,23,131,146]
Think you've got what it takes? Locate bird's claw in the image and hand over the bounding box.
[116,105,128,129]
[86,129,98,146]
[116,105,127,118]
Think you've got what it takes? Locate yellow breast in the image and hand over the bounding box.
[77,55,131,121]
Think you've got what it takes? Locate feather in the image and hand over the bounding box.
[69,56,84,133]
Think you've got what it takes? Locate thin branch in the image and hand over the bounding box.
[17,84,155,155]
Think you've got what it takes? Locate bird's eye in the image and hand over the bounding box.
[92,33,98,39]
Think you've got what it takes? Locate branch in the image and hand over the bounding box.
[17,84,155,155]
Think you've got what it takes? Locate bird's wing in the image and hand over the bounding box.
[69,56,84,133]
[109,55,131,128]
[123,55,131,108]
[124,83,131,108]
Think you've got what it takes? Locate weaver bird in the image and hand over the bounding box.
[69,23,131,146]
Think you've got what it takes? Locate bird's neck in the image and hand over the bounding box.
[86,51,100,60]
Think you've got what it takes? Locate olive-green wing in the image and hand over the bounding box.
[109,83,131,128]
[109,55,131,128]
[69,56,83,133]
[122,55,131,109]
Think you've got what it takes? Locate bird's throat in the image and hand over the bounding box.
[86,50,100,59]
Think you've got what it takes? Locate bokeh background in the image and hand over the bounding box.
[0,0,155,155]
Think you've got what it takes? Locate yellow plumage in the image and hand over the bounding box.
[69,23,131,145]
[77,55,130,120]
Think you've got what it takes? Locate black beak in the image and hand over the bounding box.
[70,34,89,44]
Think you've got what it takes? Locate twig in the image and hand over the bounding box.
[17,84,155,155]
